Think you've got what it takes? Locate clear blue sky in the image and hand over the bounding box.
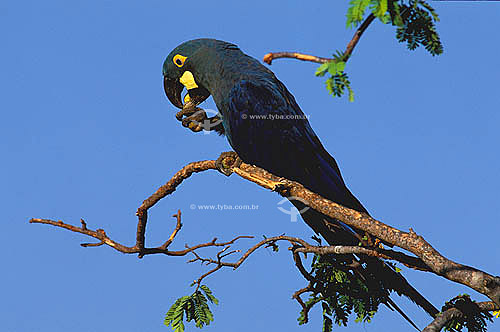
[2,1,499,331]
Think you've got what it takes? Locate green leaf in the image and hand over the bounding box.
[165,289,218,331]
[184,300,193,322]
[327,62,338,76]
[442,294,493,332]
[388,0,403,26]
[371,0,388,22]
[395,2,443,56]
[327,61,346,76]
[165,296,190,329]
[173,321,184,332]
[323,314,333,332]
[419,0,440,21]
[332,50,347,62]
[320,70,354,102]
[336,61,345,72]
[297,254,391,328]
[347,86,355,102]
[200,285,219,305]
[315,63,329,77]
[346,0,371,28]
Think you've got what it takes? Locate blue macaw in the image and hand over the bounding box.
[162,38,438,324]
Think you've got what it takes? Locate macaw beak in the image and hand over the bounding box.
[163,76,184,109]
[163,76,211,109]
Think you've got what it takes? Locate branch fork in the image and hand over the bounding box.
[30,152,499,330]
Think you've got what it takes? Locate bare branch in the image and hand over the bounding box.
[159,211,183,250]
[292,283,315,324]
[30,215,253,258]
[263,52,331,65]
[29,218,136,253]
[293,249,315,282]
[135,160,217,252]
[263,13,375,65]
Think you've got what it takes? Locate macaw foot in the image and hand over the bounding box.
[175,104,224,134]
[216,151,242,176]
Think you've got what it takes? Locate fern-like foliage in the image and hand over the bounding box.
[346,0,371,28]
[298,253,390,331]
[164,285,218,332]
[320,0,443,101]
[394,0,443,55]
[315,52,354,102]
[442,295,493,332]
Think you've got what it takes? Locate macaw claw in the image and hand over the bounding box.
[180,107,209,132]
[175,104,224,133]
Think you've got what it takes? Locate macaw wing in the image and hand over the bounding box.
[226,78,367,214]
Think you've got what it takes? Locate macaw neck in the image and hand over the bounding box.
[191,47,271,107]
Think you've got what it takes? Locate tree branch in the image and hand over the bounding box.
[344,13,376,60]
[30,213,253,258]
[237,162,500,306]
[30,153,500,315]
[292,283,315,324]
[263,52,331,65]
[135,160,217,254]
[263,13,375,65]
[422,301,498,332]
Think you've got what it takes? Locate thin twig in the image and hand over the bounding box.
[159,211,183,250]
[29,216,253,257]
[292,283,315,324]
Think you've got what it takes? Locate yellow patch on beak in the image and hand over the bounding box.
[179,71,199,90]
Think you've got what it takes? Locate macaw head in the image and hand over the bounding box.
[162,39,226,109]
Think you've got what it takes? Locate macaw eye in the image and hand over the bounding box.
[173,54,187,68]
